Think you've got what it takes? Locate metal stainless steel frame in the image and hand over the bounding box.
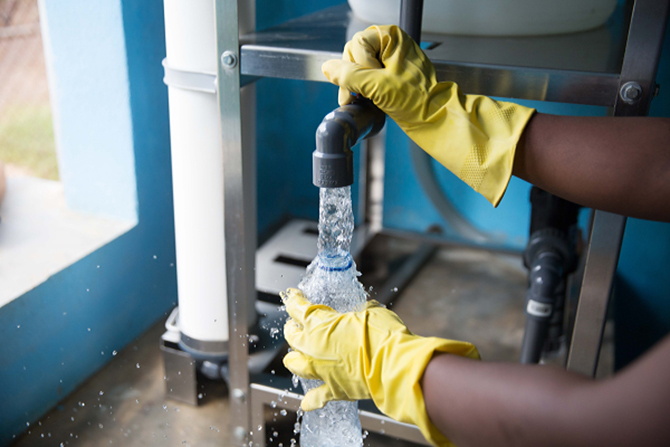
[214,0,255,443]
[566,0,670,377]
[239,4,623,105]
[210,0,669,445]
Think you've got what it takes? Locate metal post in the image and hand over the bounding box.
[215,0,257,444]
[613,0,669,117]
[567,211,626,376]
[566,0,669,376]
[399,0,424,42]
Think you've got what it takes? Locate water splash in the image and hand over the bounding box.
[295,186,365,447]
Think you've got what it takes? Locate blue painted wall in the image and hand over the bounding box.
[0,0,176,443]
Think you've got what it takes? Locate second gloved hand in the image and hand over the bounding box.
[322,25,535,206]
[282,288,479,446]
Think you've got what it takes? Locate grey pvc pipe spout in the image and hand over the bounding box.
[313,97,385,188]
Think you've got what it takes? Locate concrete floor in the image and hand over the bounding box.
[11,240,611,447]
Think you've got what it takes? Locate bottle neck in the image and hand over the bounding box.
[317,252,353,272]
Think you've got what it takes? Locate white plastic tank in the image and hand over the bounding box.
[347,0,617,36]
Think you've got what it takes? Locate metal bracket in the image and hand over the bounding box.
[162,58,217,94]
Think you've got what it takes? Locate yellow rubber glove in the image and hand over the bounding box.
[322,25,535,206]
[282,288,480,446]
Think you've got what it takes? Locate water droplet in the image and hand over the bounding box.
[99,391,104,396]
[16,324,20,329]
[153,255,158,260]
[279,409,287,416]
[136,363,140,369]
[78,401,85,407]
[112,350,118,356]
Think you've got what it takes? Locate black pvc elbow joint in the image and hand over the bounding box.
[313,97,385,188]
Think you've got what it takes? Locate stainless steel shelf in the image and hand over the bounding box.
[240,3,628,106]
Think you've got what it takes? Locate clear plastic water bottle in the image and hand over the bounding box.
[297,251,367,447]
[295,186,367,447]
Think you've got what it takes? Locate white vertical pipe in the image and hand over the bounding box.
[164,0,254,358]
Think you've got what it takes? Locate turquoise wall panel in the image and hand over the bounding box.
[0,0,177,442]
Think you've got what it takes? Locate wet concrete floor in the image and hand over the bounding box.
[11,242,611,446]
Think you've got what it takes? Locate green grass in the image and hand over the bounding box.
[0,104,59,180]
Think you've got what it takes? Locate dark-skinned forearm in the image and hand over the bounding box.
[513,113,670,222]
[421,335,670,447]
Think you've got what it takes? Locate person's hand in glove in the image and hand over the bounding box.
[322,25,535,206]
[281,287,479,446]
